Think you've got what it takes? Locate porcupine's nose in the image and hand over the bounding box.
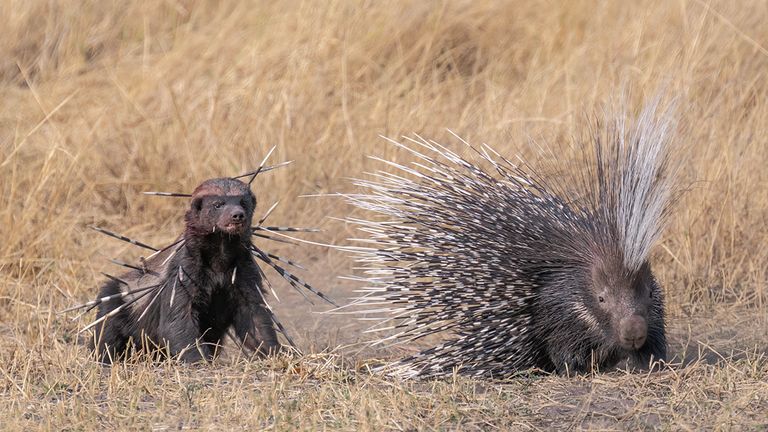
[619,315,647,350]
[231,210,245,222]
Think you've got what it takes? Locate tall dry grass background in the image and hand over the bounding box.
[0,0,766,429]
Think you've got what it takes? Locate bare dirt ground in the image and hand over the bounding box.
[1,0,767,430]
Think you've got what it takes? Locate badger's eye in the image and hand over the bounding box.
[598,296,605,303]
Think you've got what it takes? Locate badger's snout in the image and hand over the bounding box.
[619,315,647,350]
[230,209,245,223]
[218,206,247,234]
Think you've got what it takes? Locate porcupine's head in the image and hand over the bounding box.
[552,99,675,364]
[185,178,256,237]
[583,255,659,353]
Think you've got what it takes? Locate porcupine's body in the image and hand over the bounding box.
[92,178,279,363]
[345,100,678,378]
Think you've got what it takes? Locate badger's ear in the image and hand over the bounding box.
[191,197,203,212]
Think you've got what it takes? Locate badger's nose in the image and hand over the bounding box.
[231,210,245,222]
[619,315,647,350]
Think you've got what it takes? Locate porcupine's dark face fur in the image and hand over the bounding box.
[536,250,666,374]
[185,178,256,237]
[588,258,656,353]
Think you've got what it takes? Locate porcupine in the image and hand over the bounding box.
[64,155,337,363]
[342,100,679,378]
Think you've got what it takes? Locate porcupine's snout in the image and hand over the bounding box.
[619,315,647,350]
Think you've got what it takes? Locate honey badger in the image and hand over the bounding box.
[74,175,332,363]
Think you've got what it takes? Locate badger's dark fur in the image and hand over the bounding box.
[91,178,280,363]
[343,100,678,378]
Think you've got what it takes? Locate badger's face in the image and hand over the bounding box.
[589,260,656,352]
[186,178,256,237]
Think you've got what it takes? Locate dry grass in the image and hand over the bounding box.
[1,0,767,430]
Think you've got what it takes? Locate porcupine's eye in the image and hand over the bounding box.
[598,296,605,303]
